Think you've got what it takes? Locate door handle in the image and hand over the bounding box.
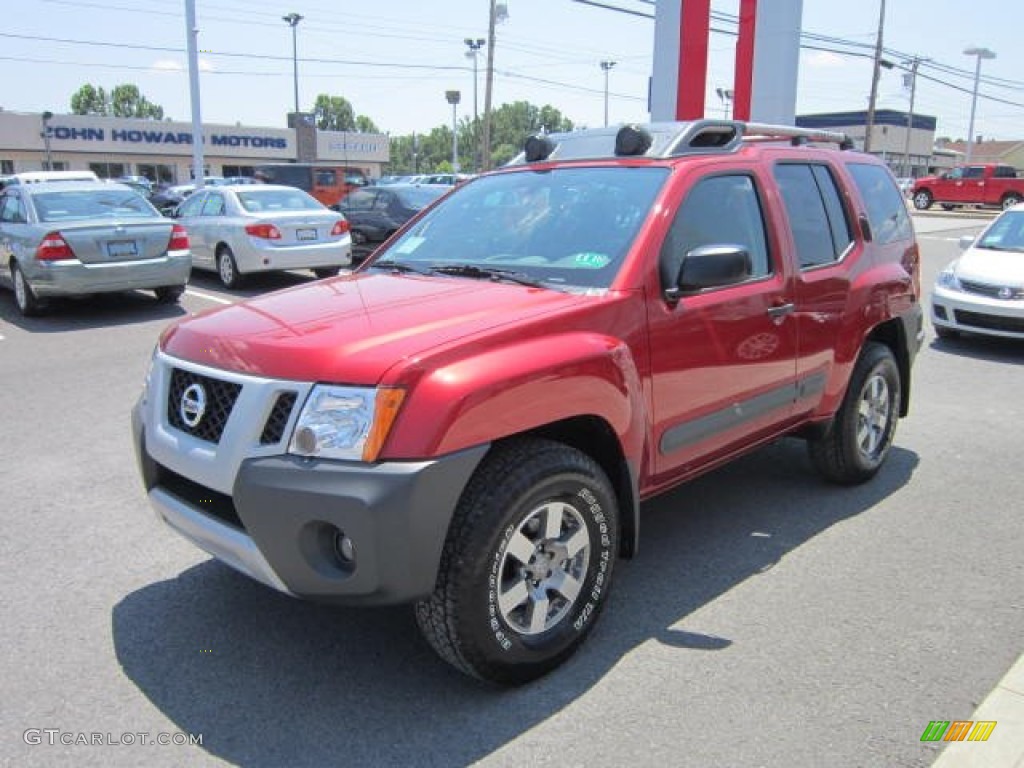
[766,302,795,325]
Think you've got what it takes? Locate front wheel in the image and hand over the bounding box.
[415,438,619,685]
[808,342,901,485]
[913,191,933,210]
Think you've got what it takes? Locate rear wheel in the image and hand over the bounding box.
[216,246,242,289]
[1001,193,1022,210]
[415,438,619,685]
[808,342,901,485]
[154,285,185,303]
[12,262,44,317]
[913,190,933,210]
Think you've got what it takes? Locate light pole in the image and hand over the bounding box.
[282,12,303,116]
[715,87,734,119]
[446,90,461,172]
[464,38,485,123]
[963,46,996,164]
[40,111,53,170]
[600,60,616,127]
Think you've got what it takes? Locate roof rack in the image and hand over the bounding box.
[510,120,854,165]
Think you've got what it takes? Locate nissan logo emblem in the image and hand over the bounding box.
[180,383,207,428]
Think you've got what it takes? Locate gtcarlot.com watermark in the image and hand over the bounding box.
[24,729,203,747]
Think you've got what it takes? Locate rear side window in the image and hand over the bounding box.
[846,163,913,245]
[773,163,852,268]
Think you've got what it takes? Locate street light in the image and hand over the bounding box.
[715,87,734,119]
[600,60,616,127]
[963,46,996,164]
[446,90,461,172]
[282,12,303,116]
[464,38,485,123]
[40,111,53,170]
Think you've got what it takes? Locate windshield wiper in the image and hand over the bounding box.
[370,259,436,276]
[429,264,548,289]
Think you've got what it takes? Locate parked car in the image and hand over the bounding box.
[331,183,449,246]
[932,202,1024,340]
[132,120,922,685]
[0,180,191,316]
[114,175,154,195]
[173,183,352,287]
[912,164,1024,211]
[150,177,228,215]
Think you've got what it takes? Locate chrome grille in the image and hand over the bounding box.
[167,368,242,444]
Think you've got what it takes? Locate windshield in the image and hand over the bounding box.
[977,210,1024,252]
[375,166,668,291]
[32,189,157,222]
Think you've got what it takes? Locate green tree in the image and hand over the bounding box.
[110,84,164,119]
[314,94,355,131]
[354,114,379,133]
[70,84,109,116]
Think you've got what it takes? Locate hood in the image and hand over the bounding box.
[161,272,588,383]
[956,247,1024,286]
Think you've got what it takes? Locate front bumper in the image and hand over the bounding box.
[932,285,1024,339]
[26,251,192,298]
[133,401,487,604]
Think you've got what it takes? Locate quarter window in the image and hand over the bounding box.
[846,163,913,245]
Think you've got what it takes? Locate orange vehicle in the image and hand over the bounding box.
[253,163,368,207]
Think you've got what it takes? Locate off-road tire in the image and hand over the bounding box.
[415,438,619,685]
[808,342,901,485]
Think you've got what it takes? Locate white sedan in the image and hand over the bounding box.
[175,184,351,288]
[931,203,1024,340]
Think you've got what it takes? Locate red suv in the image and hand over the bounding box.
[133,121,922,685]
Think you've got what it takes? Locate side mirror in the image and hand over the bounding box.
[958,234,975,251]
[667,244,751,302]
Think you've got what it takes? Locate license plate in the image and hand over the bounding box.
[106,240,138,258]
[296,228,318,241]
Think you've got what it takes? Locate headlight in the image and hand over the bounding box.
[936,267,960,291]
[289,385,405,462]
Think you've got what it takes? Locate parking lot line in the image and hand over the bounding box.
[185,288,233,305]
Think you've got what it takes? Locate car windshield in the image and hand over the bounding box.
[977,210,1024,253]
[237,188,324,212]
[396,186,449,210]
[375,166,668,291]
[32,189,156,222]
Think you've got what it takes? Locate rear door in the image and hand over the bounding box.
[175,192,211,266]
[648,169,798,480]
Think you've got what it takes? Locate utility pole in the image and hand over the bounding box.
[185,0,205,188]
[863,0,886,153]
[901,57,926,177]
[482,0,498,171]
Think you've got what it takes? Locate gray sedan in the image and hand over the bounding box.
[174,184,352,288]
[0,181,192,316]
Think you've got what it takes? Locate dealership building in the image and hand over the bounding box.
[0,110,390,183]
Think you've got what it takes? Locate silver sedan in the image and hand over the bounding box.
[174,184,352,288]
[0,181,192,316]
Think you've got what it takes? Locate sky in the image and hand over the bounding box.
[2,0,1023,143]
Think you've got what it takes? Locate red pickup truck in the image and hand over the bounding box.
[911,163,1024,211]
[132,121,922,684]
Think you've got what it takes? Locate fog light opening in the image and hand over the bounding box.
[333,531,356,566]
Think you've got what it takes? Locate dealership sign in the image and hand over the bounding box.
[45,125,288,150]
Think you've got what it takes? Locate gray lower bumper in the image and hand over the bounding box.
[134,410,488,604]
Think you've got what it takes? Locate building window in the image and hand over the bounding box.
[49,161,67,171]
[137,164,176,184]
[1,159,13,174]
[89,162,126,179]
[222,165,255,178]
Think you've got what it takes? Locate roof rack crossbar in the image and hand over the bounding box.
[740,122,854,150]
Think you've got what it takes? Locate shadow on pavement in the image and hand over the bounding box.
[0,289,187,332]
[929,333,1024,365]
[112,438,918,767]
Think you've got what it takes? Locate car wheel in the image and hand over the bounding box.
[154,285,185,303]
[415,438,619,685]
[11,262,44,317]
[313,268,339,279]
[913,191,933,210]
[808,342,901,486]
[216,246,242,289]
[1001,194,1022,210]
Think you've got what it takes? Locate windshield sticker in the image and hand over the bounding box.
[573,252,611,268]
[394,236,425,255]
